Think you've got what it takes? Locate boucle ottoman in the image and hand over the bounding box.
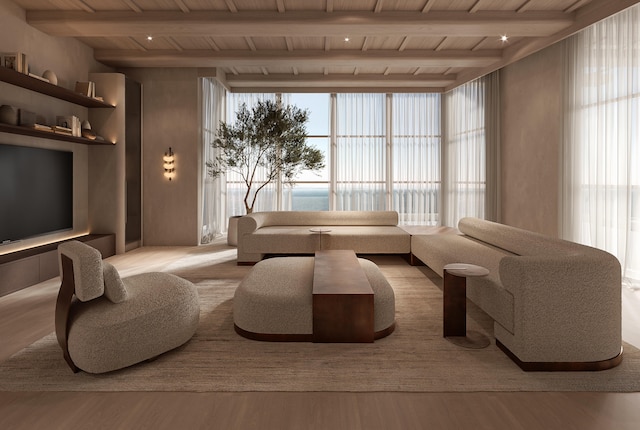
[233,256,395,341]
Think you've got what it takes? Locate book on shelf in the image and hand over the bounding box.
[52,125,73,135]
[75,81,95,97]
[32,124,53,132]
[28,72,50,83]
[56,115,81,137]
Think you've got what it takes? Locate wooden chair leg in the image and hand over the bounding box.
[55,255,80,373]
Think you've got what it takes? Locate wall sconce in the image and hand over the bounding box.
[163,147,175,180]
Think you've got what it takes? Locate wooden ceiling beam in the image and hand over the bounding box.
[225,73,457,89]
[93,49,501,69]
[26,10,574,38]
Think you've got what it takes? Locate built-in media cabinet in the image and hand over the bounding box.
[0,69,135,295]
[0,234,115,298]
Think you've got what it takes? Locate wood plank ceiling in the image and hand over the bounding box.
[11,0,640,92]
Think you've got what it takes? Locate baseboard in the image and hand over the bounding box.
[496,340,624,371]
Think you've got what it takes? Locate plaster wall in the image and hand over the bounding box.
[120,68,201,246]
[500,42,564,237]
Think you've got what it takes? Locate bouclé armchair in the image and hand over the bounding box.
[55,240,200,374]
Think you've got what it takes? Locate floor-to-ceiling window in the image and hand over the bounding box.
[563,4,640,344]
[335,93,387,211]
[282,93,331,211]
[204,85,495,228]
[563,3,639,287]
[391,93,441,225]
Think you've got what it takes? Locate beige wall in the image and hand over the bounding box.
[500,42,564,237]
[120,68,201,246]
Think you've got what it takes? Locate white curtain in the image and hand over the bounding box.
[391,93,441,225]
[335,93,387,211]
[200,77,226,244]
[562,4,640,288]
[443,74,498,227]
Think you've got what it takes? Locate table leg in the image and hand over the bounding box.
[443,270,466,337]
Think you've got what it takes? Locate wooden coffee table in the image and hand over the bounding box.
[443,263,491,349]
[312,250,374,342]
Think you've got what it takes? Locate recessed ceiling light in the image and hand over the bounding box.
[147,35,153,41]
[500,35,509,43]
[344,37,350,42]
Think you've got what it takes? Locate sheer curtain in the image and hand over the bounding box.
[562,4,640,287]
[200,77,226,244]
[443,73,499,227]
[391,93,442,225]
[335,93,386,210]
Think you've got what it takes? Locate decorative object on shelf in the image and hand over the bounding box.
[75,81,95,97]
[18,109,36,126]
[81,120,96,139]
[1,52,27,73]
[42,70,57,85]
[57,115,81,137]
[0,105,18,125]
[163,147,175,180]
[81,129,97,140]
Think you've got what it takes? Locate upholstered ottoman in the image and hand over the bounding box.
[233,256,395,341]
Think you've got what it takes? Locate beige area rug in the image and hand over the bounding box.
[1,243,639,392]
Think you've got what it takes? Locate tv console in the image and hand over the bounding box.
[0,234,115,297]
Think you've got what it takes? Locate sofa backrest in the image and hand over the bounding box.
[242,210,399,231]
[458,217,581,256]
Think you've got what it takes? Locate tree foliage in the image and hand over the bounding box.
[207,100,325,214]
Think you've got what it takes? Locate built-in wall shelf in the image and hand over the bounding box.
[0,123,114,145]
[0,67,114,108]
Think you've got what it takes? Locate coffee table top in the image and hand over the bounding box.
[443,263,489,277]
[313,250,372,295]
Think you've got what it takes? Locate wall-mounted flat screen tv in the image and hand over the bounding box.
[0,143,73,244]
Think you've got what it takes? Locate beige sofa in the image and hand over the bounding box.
[237,211,410,264]
[411,217,623,370]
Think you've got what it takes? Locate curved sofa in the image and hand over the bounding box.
[411,217,623,370]
[236,210,410,264]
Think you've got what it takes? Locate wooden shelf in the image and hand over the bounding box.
[0,67,114,108]
[0,123,115,145]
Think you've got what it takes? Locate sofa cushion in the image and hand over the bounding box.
[458,217,577,256]
[102,261,128,304]
[243,225,410,255]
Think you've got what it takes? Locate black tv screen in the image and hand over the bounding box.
[0,144,73,244]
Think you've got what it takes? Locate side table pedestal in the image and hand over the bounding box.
[443,263,491,349]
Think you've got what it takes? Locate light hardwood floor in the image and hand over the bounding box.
[1,244,639,430]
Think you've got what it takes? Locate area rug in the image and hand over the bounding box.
[1,245,639,393]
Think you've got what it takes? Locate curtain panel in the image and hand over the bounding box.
[562,4,640,286]
[334,93,387,211]
[443,73,499,228]
[391,93,442,225]
[200,77,226,244]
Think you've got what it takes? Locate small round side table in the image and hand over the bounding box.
[309,227,332,251]
[443,263,491,349]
